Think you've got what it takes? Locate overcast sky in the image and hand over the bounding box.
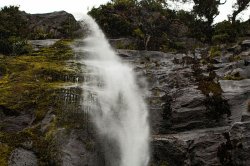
[0,0,249,23]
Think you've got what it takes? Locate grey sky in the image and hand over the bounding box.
[0,0,249,23]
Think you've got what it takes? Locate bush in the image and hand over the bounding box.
[8,36,32,55]
[212,34,230,44]
[0,6,30,55]
[0,37,32,55]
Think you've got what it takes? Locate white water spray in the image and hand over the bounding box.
[80,15,150,166]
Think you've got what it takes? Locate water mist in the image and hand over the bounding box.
[80,15,150,166]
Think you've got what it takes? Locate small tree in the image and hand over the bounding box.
[231,0,250,24]
[170,0,227,42]
[192,0,227,42]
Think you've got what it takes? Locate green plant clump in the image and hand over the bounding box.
[209,46,221,58]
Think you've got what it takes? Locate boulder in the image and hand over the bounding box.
[22,11,83,39]
[8,148,37,166]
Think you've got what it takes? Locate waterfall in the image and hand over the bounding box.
[80,15,150,166]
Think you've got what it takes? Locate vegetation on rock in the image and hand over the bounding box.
[0,40,83,165]
[209,46,221,58]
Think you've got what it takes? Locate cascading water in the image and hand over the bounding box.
[80,15,150,166]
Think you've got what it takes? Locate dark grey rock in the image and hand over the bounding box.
[118,48,250,165]
[152,121,250,166]
[0,103,34,132]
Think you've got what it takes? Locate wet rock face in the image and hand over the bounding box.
[117,44,250,165]
[120,50,231,134]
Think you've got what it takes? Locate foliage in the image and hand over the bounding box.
[175,10,206,41]
[212,21,237,44]
[89,0,192,51]
[0,6,30,55]
[192,0,227,42]
[89,0,250,50]
[231,0,250,24]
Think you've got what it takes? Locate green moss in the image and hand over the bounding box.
[31,39,74,60]
[0,126,59,165]
[0,39,80,164]
[0,143,12,166]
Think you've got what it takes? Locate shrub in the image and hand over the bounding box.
[0,6,30,55]
[209,46,221,58]
[8,36,32,55]
[212,21,237,44]
[212,34,230,44]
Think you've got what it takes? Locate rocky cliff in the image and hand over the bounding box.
[0,24,250,166]
[117,40,250,165]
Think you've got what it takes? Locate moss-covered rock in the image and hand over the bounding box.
[0,143,12,166]
[0,39,82,164]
